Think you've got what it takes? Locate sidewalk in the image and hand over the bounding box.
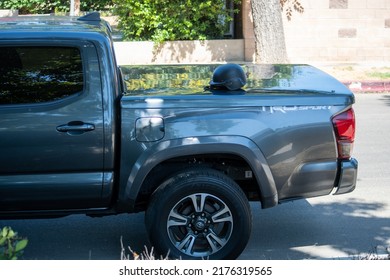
[313,63,390,93]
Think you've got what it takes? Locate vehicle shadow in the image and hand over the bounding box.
[240,198,389,259]
[0,213,150,260]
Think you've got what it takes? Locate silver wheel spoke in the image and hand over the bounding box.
[211,205,233,224]
[189,193,207,213]
[206,231,228,253]
[167,210,188,227]
[177,233,196,254]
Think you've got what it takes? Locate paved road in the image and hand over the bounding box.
[1,94,389,260]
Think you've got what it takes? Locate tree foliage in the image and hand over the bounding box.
[113,0,240,42]
[0,0,113,14]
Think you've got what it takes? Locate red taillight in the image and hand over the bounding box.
[332,108,355,159]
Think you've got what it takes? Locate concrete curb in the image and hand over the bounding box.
[342,81,390,93]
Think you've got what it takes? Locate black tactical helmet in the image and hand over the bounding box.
[209,63,247,90]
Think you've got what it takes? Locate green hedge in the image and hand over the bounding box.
[113,0,239,42]
[0,0,113,14]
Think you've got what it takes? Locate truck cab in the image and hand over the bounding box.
[0,13,119,211]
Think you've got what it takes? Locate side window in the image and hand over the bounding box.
[0,46,83,105]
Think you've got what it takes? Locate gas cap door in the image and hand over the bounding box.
[135,117,165,142]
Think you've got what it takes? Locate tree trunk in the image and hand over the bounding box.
[70,0,81,16]
[251,0,288,63]
[74,0,81,16]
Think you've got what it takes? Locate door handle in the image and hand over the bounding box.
[56,121,95,135]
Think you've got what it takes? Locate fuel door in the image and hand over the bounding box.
[135,117,165,142]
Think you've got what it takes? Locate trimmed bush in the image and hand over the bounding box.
[114,0,239,42]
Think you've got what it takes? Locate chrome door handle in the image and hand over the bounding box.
[56,121,95,134]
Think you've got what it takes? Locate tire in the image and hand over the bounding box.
[145,168,252,260]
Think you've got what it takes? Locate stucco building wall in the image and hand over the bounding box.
[242,0,390,63]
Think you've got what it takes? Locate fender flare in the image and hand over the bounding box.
[118,135,278,211]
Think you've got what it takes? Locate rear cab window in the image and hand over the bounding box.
[0,46,83,105]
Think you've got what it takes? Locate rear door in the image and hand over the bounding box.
[0,41,107,211]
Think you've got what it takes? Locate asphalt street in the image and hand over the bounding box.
[1,94,389,260]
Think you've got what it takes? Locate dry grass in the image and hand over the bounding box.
[120,237,170,260]
[353,246,390,260]
[120,237,389,260]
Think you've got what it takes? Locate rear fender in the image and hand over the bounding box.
[117,136,277,211]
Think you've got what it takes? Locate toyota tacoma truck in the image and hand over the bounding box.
[0,13,357,260]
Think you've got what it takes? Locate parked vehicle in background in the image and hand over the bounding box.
[0,13,357,260]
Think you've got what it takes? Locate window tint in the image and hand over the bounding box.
[0,46,83,105]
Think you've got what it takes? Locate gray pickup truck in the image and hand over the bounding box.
[0,13,357,259]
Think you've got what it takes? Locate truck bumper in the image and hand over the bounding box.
[334,158,358,195]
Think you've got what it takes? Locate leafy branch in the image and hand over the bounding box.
[0,226,28,260]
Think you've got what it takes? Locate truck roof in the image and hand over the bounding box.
[0,12,111,38]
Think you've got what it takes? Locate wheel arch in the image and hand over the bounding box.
[117,136,278,212]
